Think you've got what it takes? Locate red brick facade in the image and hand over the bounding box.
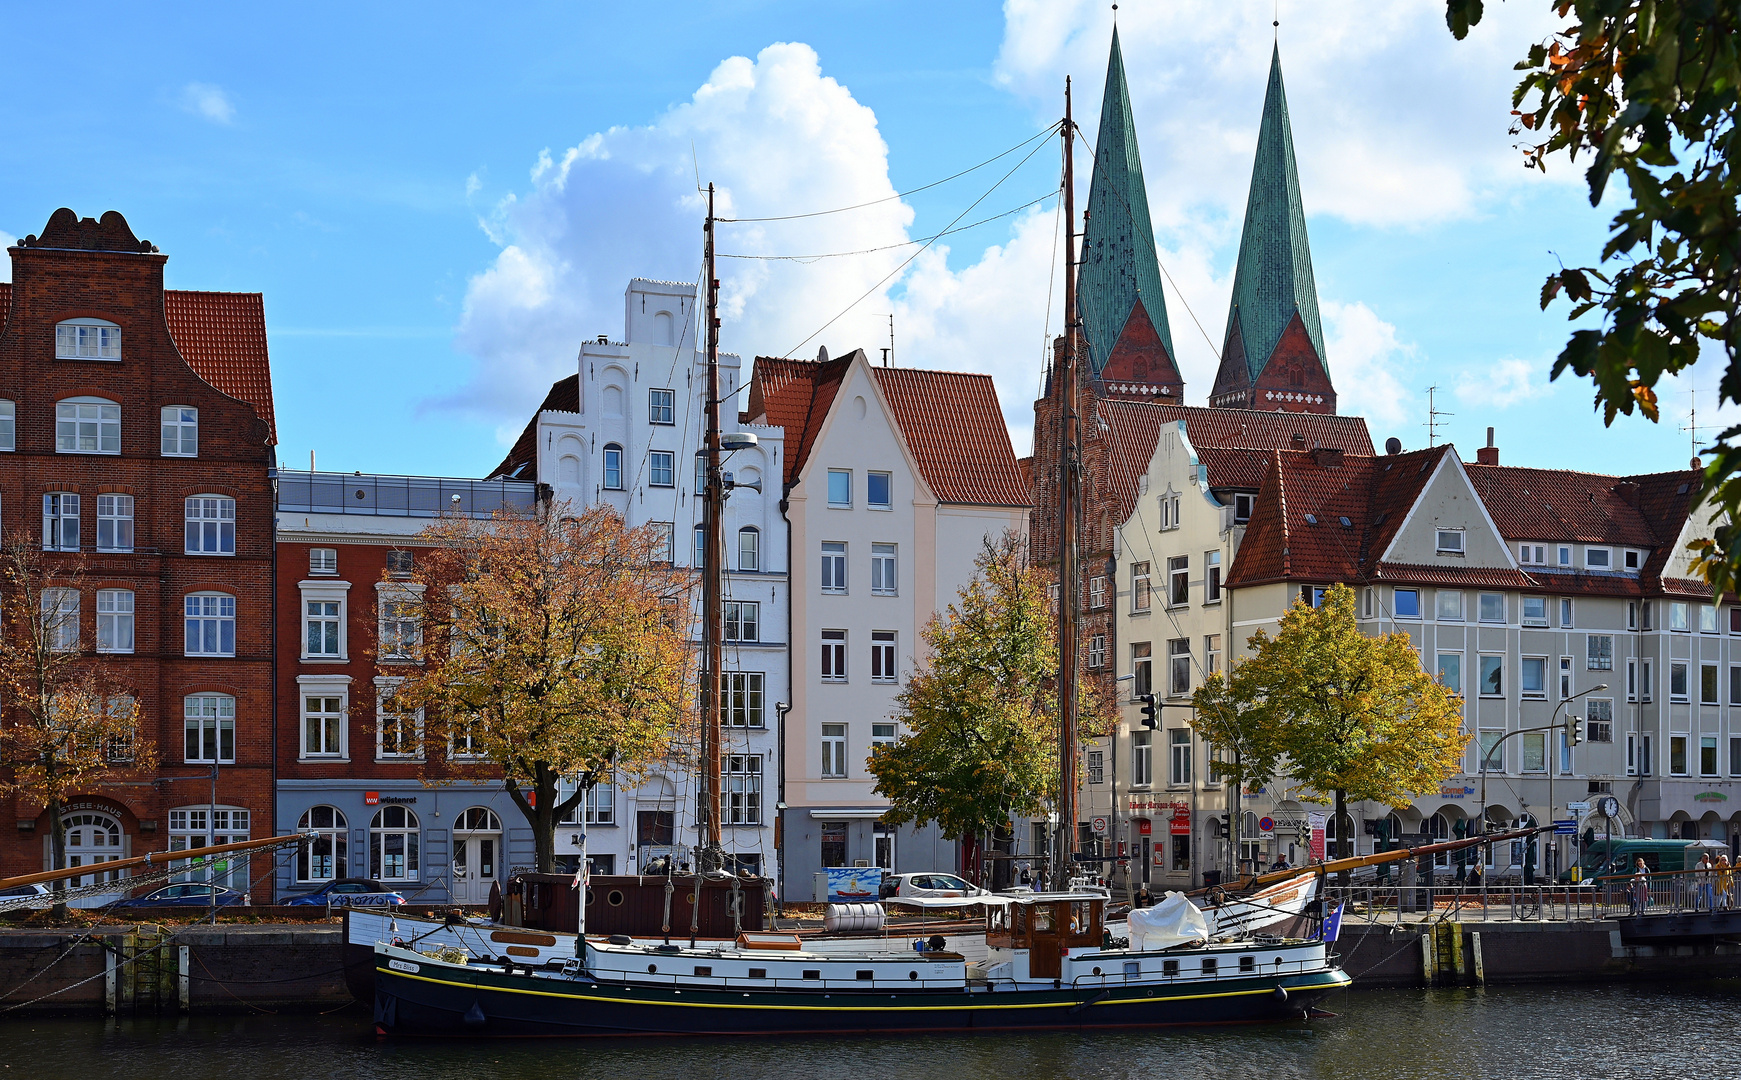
[0,210,275,890]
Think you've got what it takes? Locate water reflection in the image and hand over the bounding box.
[5,983,1739,1080]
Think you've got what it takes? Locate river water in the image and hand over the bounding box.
[4,983,1735,1080]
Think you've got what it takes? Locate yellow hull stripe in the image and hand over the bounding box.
[381,965,1350,1013]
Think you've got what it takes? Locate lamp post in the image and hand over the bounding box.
[156,764,220,923]
[1477,684,1607,845]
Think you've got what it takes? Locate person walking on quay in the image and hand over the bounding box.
[1630,858,1650,916]
[1716,854,1734,911]
[1698,853,1716,911]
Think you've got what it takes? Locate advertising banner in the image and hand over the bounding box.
[825,866,884,902]
[1308,813,1326,861]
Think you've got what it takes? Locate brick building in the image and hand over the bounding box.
[272,470,536,903]
[0,209,276,900]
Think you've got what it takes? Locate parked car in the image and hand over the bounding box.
[112,883,246,909]
[879,872,989,899]
[282,878,406,907]
[0,883,53,911]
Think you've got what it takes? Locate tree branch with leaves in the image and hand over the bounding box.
[384,505,695,873]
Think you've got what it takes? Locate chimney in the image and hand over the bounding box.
[1614,480,1639,507]
[1311,446,1344,467]
[1290,433,1306,449]
[1476,426,1499,466]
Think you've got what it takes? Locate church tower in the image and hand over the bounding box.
[1208,45,1335,414]
[1078,28,1185,403]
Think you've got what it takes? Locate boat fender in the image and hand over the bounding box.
[463,1001,487,1028]
[655,944,682,954]
[1272,986,1288,1002]
[608,934,633,945]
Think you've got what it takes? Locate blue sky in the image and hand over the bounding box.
[0,1,1720,480]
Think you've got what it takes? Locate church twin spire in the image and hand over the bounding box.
[1077,33,1333,414]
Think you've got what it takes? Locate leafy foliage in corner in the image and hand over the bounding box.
[1449,0,1741,590]
[868,535,1112,866]
[1199,585,1466,862]
[386,504,695,873]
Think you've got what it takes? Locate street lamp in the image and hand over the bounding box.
[1477,684,1607,846]
[156,764,220,923]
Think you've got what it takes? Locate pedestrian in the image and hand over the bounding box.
[1717,854,1734,911]
[1700,853,1717,911]
[1629,857,1649,916]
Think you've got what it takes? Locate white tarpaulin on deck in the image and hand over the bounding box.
[1127,891,1209,950]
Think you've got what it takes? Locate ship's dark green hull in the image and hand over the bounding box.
[372,953,1351,1038]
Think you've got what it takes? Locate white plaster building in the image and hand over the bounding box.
[492,278,785,881]
[743,349,1030,899]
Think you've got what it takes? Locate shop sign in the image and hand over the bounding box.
[1308,813,1326,861]
[1151,846,1166,866]
[1695,792,1729,803]
[1170,813,1191,836]
[364,792,417,806]
[1135,818,1152,836]
[1439,784,1474,800]
[364,792,379,805]
[1127,797,1189,814]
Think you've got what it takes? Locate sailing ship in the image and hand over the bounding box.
[366,76,1535,1037]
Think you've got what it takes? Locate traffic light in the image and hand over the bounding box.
[1139,693,1158,729]
[1566,714,1583,746]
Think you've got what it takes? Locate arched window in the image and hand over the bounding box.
[454,807,502,832]
[738,527,760,571]
[184,592,236,656]
[185,495,236,554]
[297,806,348,883]
[56,397,120,454]
[1430,812,1452,867]
[369,805,420,881]
[603,444,623,490]
[62,811,125,887]
[55,318,121,360]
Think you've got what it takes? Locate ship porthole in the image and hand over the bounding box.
[648,964,657,973]
[909,971,917,981]
[1093,966,1102,976]
[585,888,595,905]
[608,890,626,907]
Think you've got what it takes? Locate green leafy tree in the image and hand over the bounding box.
[1446,1,1741,589]
[1209,585,1466,870]
[867,535,1112,883]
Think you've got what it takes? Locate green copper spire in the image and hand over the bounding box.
[1079,27,1174,375]
[1221,44,1326,381]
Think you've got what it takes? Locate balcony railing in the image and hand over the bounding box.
[275,471,537,519]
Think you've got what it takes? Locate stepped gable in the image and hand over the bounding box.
[873,367,1029,508]
[0,280,276,443]
[489,373,579,480]
[1079,28,1177,384]
[744,353,853,489]
[1210,46,1332,414]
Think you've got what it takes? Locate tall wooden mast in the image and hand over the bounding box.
[1054,83,1081,891]
[700,183,725,863]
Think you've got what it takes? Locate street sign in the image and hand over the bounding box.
[1553,820,1578,835]
[1567,801,1590,812]
[1090,816,1109,836]
[1258,816,1276,833]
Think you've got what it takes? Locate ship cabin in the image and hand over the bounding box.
[985,892,1107,982]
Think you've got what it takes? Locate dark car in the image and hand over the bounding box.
[282,878,406,907]
[112,883,246,909]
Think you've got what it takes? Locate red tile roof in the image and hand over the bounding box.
[0,283,276,442]
[1096,400,1374,531]
[1228,446,1452,587]
[488,374,579,480]
[1196,445,1270,490]
[745,354,852,487]
[1464,463,1663,546]
[872,366,1029,508]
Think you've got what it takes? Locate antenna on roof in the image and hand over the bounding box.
[1682,384,1708,464]
[1424,385,1454,446]
[873,313,894,367]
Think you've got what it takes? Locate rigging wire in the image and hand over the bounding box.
[776,130,1056,361]
[718,190,1057,263]
[717,124,1059,223]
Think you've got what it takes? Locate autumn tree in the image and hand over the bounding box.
[1446,1,1741,589]
[867,534,1113,884]
[385,505,694,873]
[0,538,156,916]
[1200,584,1465,869]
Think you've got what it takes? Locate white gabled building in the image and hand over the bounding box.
[492,278,786,881]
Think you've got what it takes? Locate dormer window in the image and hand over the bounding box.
[1232,493,1254,524]
[55,319,122,360]
[1624,549,1642,571]
[1585,547,1612,570]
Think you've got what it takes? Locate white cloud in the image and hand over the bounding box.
[1458,356,1552,409]
[180,82,235,125]
[1322,300,1415,432]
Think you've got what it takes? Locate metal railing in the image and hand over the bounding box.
[275,471,537,519]
[1324,865,1741,923]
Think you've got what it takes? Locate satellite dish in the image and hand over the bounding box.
[1385,437,1402,455]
